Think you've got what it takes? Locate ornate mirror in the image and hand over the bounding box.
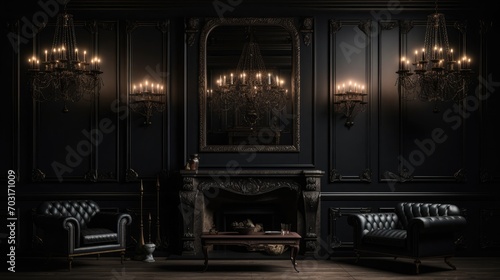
[199,18,300,152]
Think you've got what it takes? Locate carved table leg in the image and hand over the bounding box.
[202,245,209,272]
[290,245,300,272]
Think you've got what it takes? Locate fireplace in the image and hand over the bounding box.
[210,188,297,233]
[179,169,324,256]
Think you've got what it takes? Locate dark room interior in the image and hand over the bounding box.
[2,0,500,279]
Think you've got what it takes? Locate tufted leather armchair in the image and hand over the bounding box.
[33,200,132,270]
[347,202,467,274]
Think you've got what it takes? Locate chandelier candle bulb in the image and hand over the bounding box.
[230,73,233,84]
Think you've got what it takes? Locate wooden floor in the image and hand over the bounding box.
[5,255,500,279]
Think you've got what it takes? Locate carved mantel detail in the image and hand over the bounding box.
[178,169,324,256]
[199,178,300,195]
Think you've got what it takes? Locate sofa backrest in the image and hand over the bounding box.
[395,202,461,229]
[36,200,100,229]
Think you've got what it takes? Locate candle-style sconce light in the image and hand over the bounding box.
[129,79,166,125]
[333,80,368,128]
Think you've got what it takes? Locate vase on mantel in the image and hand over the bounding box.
[188,154,200,171]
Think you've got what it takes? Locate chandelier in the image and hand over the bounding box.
[27,7,103,113]
[333,80,367,128]
[208,28,288,128]
[395,2,473,111]
[129,79,166,125]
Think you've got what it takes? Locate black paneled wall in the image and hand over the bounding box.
[2,1,499,257]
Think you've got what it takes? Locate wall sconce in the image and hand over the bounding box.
[129,80,166,125]
[333,80,367,128]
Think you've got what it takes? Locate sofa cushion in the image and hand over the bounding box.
[81,228,118,245]
[363,229,407,248]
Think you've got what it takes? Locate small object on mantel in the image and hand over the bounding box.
[188,154,200,170]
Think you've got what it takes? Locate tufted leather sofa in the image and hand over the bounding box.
[347,202,467,274]
[33,200,132,270]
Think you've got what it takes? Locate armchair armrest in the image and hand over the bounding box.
[89,212,132,231]
[33,214,81,251]
[408,216,467,234]
[33,214,80,232]
[348,213,399,246]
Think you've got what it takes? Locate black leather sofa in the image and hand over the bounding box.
[33,200,132,270]
[347,202,467,274]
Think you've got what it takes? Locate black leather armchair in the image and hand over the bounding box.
[347,202,467,274]
[33,200,132,270]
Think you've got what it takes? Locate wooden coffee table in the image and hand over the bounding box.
[201,231,301,272]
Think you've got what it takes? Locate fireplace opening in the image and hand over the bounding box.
[203,188,298,255]
[205,188,298,231]
[217,204,283,232]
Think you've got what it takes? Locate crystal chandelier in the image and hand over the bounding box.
[129,79,166,125]
[395,2,473,111]
[208,28,288,128]
[334,80,367,128]
[27,7,103,113]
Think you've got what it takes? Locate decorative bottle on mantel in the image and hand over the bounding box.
[188,154,200,171]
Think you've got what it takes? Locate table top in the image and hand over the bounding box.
[201,232,301,239]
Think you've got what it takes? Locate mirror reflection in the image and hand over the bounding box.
[200,18,300,152]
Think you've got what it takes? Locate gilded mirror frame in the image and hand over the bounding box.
[199,18,300,152]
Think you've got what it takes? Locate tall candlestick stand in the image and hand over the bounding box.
[134,180,147,261]
[139,180,145,247]
[155,176,162,248]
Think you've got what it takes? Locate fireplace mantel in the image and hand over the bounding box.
[178,169,324,256]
